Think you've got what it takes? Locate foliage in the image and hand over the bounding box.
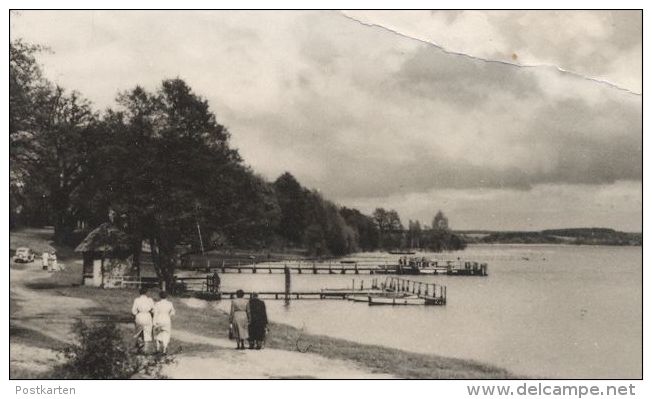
[52,320,174,379]
[424,229,467,252]
[273,173,358,256]
[273,172,311,245]
[10,38,469,288]
[372,208,404,248]
[10,40,50,227]
[10,39,98,242]
[84,79,254,287]
[340,207,379,251]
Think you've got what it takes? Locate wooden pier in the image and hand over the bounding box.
[180,276,447,306]
[202,260,488,276]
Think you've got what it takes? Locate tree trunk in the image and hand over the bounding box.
[149,236,176,292]
[148,237,164,288]
[131,234,142,279]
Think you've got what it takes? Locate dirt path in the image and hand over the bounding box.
[167,328,392,379]
[10,261,93,373]
[10,261,392,379]
[11,263,95,342]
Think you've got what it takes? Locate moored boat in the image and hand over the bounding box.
[388,250,416,255]
[368,295,425,306]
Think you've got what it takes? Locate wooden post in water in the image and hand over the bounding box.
[284,265,291,305]
[313,262,317,274]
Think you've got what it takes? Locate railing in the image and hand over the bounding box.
[104,275,159,289]
[382,276,446,303]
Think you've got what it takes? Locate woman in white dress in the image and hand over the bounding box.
[153,291,175,353]
[131,287,154,352]
[49,252,58,271]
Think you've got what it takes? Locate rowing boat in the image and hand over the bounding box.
[368,295,426,306]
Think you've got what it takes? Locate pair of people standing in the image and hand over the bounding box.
[41,251,59,271]
[229,290,268,350]
[132,288,176,353]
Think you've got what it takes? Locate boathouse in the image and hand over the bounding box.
[75,222,135,287]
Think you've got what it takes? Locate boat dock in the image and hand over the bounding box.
[179,276,447,306]
[203,260,488,276]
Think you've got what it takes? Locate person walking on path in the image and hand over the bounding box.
[131,287,154,352]
[229,289,249,350]
[153,291,175,354]
[246,292,268,350]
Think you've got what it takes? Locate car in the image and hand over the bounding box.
[13,247,35,263]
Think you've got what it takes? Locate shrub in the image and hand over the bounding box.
[52,320,174,379]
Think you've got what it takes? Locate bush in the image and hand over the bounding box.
[52,320,174,379]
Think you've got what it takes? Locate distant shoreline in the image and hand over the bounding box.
[456,228,641,247]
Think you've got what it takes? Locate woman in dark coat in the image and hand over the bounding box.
[246,293,268,349]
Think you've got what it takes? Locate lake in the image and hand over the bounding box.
[212,244,642,378]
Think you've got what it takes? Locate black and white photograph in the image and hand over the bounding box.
[7,6,644,388]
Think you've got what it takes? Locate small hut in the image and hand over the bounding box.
[75,222,134,287]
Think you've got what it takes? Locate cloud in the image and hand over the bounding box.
[10,10,642,229]
[226,26,641,198]
[342,181,642,231]
[342,10,642,93]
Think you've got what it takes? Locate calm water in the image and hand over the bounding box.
[212,245,642,378]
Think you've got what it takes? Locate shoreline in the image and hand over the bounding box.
[10,264,517,379]
[10,228,517,379]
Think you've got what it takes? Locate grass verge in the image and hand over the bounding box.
[10,227,518,379]
[24,281,516,379]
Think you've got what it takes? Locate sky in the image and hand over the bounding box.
[10,10,642,231]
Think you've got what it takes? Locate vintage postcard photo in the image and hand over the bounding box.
[9,9,642,382]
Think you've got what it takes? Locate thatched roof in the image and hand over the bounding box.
[74,222,131,253]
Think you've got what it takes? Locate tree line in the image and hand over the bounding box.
[10,40,465,288]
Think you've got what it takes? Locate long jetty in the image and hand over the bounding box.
[201,260,488,276]
[176,276,447,306]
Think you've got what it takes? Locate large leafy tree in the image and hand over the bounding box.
[273,172,311,245]
[372,207,404,248]
[340,207,379,251]
[10,40,50,225]
[89,79,268,288]
[40,88,97,242]
[10,40,97,239]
